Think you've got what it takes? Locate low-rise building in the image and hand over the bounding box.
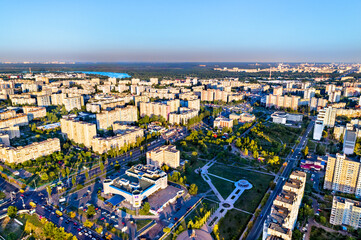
[213,117,233,129]
[103,164,168,208]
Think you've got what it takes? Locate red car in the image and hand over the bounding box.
[77,228,81,231]
[73,222,78,226]
[100,217,105,221]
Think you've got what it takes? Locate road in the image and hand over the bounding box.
[246,120,314,240]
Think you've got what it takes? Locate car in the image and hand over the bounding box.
[100,217,105,221]
[78,232,82,236]
[77,228,81,231]
[174,217,178,221]
[51,211,55,214]
[60,217,64,220]
[73,222,78,226]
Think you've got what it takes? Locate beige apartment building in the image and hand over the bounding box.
[23,106,47,120]
[330,196,361,229]
[92,125,144,154]
[168,108,198,125]
[96,106,138,130]
[0,138,61,164]
[146,145,180,169]
[9,94,36,105]
[0,114,28,129]
[263,171,306,240]
[36,94,52,106]
[0,110,16,120]
[324,153,361,197]
[63,95,84,111]
[139,102,170,121]
[60,116,97,148]
[266,94,299,110]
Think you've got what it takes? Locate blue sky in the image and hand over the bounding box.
[1,0,360,62]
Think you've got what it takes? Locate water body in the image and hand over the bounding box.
[76,71,131,79]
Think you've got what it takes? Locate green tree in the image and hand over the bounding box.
[85,171,89,180]
[140,202,151,215]
[72,176,76,186]
[99,161,104,173]
[302,146,309,157]
[87,204,95,218]
[320,216,327,225]
[46,186,52,202]
[189,184,198,195]
[7,206,17,218]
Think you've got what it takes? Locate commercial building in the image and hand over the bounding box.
[146,145,180,169]
[103,164,168,208]
[0,138,61,164]
[263,171,306,240]
[213,116,233,129]
[330,196,361,229]
[271,112,303,125]
[324,153,361,197]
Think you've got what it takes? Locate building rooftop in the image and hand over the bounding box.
[275,190,297,205]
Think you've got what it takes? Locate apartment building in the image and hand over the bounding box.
[273,86,283,96]
[266,94,299,110]
[0,110,16,120]
[60,116,97,148]
[146,145,180,169]
[310,97,328,111]
[329,90,341,103]
[324,153,361,196]
[139,102,170,121]
[92,125,144,154]
[313,107,337,140]
[344,128,357,155]
[23,106,46,120]
[36,94,52,106]
[96,106,138,130]
[181,99,200,111]
[9,94,36,105]
[263,171,306,240]
[168,108,198,125]
[330,196,361,229]
[0,138,61,164]
[0,114,28,129]
[63,95,84,111]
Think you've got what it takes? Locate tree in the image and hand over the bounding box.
[46,186,52,202]
[99,161,104,173]
[87,204,96,218]
[7,206,17,218]
[140,202,151,215]
[189,184,198,195]
[72,176,76,186]
[41,173,49,181]
[84,220,94,228]
[96,226,103,234]
[85,171,89,180]
[69,211,76,218]
[302,146,309,157]
[319,216,327,225]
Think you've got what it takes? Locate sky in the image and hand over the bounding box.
[0,0,361,62]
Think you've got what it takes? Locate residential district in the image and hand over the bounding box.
[1,63,361,240]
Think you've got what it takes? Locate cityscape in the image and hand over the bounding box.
[1,1,361,240]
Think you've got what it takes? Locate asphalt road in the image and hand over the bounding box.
[246,120,315,240]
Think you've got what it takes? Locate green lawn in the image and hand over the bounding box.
[136,219,152,231]
[208,175,235,199]
[310,226,350,240]
[208,163,274,213]
[184,160,209,193]
[217,209,252,240]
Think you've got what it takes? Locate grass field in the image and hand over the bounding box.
[184,160,209,193]
[136,219,152,231]
[208,175,235,199]
[310,226,350,240]
[208,163,274,213]
[217,209,252,240]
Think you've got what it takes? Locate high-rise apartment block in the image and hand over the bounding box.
[266,94,299,110]
[139,102,170,121]
[263,171,306,240]
[96,106,138,130]
[324,153,361,197]
[60,116,97,148]
[146,145,180,169]
[330,196,361,229]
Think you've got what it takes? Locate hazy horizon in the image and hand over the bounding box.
[1,0,360,62]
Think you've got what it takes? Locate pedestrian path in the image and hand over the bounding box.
[198,160,253,233]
